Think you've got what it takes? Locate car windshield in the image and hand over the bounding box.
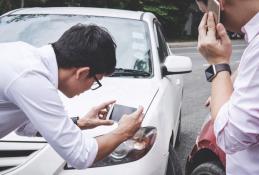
[0,14,152,75]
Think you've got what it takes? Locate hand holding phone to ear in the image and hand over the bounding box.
[198,12,232,65]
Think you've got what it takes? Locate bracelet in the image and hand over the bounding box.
[71,116,79,125]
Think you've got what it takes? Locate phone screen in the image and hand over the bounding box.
[107,104,137,122]
[207,0,220,24]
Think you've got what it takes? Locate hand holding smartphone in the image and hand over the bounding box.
[106,104,137,122]
[207,0,220,24]
[196,0,221,24]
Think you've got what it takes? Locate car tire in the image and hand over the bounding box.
[191,161,225,175]
[166,145,183,175]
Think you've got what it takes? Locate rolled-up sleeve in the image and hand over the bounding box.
[214,43,259,154]
[5,71,98,169]
[214,101,259,154]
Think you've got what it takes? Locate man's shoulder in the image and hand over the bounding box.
[0,41,49,78]
[0,41,37,55]
[0,41,34,47]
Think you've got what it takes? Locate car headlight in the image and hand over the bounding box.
[64,127,157,170]
[92,126,157,167]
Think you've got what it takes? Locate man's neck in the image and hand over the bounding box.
[238,1,259,28]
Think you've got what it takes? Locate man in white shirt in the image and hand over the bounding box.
[196,0,259,174]
[0,24,144,169]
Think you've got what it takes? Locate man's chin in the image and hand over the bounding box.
[63,92,75,98]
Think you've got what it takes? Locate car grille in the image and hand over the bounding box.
[0,141,46,173]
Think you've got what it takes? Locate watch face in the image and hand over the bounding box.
[205,64,231,82]
[205,65,216,82]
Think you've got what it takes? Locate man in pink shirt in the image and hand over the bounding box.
[196,0,259,174]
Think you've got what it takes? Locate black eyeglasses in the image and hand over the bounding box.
[91,75,102,90]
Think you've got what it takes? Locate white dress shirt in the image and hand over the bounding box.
[214,13,259,175]
[0,42,98,169]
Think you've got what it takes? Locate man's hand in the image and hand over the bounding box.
[198,12,232,64]
[113,106,144,141]
[77,100,115,129]
[95,106,144,161]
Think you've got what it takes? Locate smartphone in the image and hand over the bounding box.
[207,0,221,24]
[107,104,137,122]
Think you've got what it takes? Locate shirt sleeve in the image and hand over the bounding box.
[15,120,39,137]
[5,71,98,169]
[214,43,259,154]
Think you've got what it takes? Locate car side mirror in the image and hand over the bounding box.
[162,55,192,76]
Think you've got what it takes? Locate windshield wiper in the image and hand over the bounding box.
[110,68,151,77]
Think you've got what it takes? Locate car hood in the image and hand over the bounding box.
[62,77,159,137]
[3,77,159,141]
[61,77,158,117]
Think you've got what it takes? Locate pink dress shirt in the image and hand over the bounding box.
[214,12,259,175]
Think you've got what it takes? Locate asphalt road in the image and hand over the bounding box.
[170,40,247,174]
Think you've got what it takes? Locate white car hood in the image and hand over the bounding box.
[62,77,158,117]
[61,77,159,137]
[3,77,159,141]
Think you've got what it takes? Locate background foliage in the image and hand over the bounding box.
[0,0,201,40]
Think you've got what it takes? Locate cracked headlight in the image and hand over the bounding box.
[92,126,157,167]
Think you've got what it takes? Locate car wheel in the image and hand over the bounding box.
[191,161,225,175]
[166,145,183,175]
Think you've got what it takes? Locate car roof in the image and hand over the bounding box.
[5,7,146,20]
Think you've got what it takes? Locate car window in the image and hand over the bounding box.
[154,21,169,63]
[0,14,152,74]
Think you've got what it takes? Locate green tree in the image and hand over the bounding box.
[0,0,15,14]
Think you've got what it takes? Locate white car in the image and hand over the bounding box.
[0,7,192,175]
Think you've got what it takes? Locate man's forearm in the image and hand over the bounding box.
[94,129,128,162]
[211,71,233,121]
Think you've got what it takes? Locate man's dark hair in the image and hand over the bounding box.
[52,24,116,77]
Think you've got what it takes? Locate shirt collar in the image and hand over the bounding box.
[37,45,59,88]
[241,12,259,43]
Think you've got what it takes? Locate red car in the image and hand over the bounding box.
[185,115,226,175]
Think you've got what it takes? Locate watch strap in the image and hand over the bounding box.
[71,116,79,125]
[214,64,231,75]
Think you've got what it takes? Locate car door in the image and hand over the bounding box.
[154,21,183,144]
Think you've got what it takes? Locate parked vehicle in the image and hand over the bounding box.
[0,7,192,175]
[186,114,226,175]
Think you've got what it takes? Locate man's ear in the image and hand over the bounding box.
[75,67,90,80]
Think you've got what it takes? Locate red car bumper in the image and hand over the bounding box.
[185,117,225,175]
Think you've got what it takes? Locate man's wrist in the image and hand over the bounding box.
[208,60,230,65]
[75,117,87,129]
[112,128,130,142]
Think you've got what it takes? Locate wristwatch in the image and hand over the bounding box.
[71,116,79,125]
[205,63,231,82]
